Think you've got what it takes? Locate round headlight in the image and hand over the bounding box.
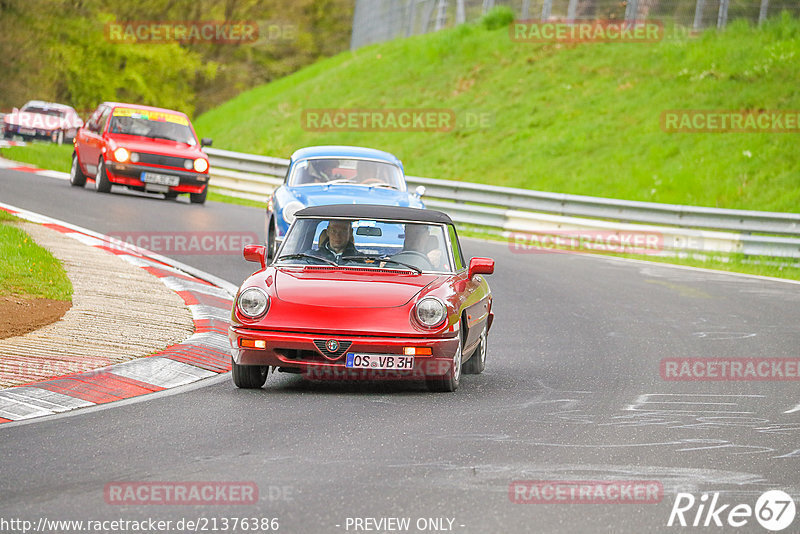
[193,158,208,173]
[130,152,139,163]
[237,288,269,319]
[415,297,446,327]
[113,147,130,162]
[282,200,305,225]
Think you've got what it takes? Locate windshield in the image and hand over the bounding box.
[276,217,451,272]
[289,158,404,189]
[21,106,65,117]
[109,107,196,144]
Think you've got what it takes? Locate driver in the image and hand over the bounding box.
[316,219,357,262]
[307,159,338,182]
[400,224,443,269]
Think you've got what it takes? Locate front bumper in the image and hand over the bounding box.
[229,326,460,378]
[105,161,209,194]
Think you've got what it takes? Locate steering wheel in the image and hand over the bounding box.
[391,250,433,270]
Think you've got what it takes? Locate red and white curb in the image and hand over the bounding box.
[0,140,28,148]
[0,203,237,423]
[0,154,69,181]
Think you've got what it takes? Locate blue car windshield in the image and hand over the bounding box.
[289,158,404,190]
[276,217,452,273]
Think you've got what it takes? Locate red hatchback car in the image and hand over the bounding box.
[229,204,495,392]
[70,102,212,204]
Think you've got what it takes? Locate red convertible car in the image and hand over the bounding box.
[70,102,212,203]
[229,204,494,392]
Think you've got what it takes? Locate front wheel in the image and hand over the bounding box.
[426,338,462,392]
[69,153,86,187]
[231,358,269,388]
[462,325,487,375]
[95,160,111,193]
[190,186,207,204]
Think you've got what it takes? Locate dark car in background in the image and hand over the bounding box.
[2,101,84,145]
[70,102,212,204]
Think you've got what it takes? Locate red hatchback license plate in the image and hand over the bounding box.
[141,172,180,186]
[345,353,414,370]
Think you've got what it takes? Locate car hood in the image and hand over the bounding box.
[106,135,206,158]
[289,184,421,208]
[274,268,440,308]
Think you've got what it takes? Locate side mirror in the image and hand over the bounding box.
[201,137,213,147]
[468,257,494,279]
[415,185,426,198]
[243,244,267,268]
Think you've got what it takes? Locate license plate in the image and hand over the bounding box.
[19,128,35,135]
[345,353,414,370]
[141,172,179,186]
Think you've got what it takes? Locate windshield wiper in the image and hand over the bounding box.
[370,183,398,190]
[325,178,356,185]
[341,255,422,274]
[276,253,337,266]
[145,134,181,142]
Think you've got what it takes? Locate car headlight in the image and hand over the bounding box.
[113,147,130,162]
[237,288,269,319]
[194,158,209,173]
[282,200,305,225]
[415,297,447,327]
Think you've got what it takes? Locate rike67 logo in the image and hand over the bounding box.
[668,490,796,531]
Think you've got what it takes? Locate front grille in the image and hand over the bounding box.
[136,152,188,169]
[276,349,337,364]
[313,340,353,360]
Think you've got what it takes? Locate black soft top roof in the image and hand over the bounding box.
[295,204,453,224]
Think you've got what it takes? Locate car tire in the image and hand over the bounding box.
[231,358,269,389]
[190,186,207,204]
[426,337,462,392]
[69,153,86,187]
[95,160,111,193]
[462,325,487,375]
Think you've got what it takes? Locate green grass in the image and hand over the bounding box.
[193,12,800,214]
[0,216,73,300]
[207,190,267,209]
[0,143,73,173]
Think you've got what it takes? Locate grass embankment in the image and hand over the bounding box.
[0,210,73,301]
[193,11,800,214]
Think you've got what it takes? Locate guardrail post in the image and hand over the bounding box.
[456,0,466,23]
[567,0,578,21]
[625,0,640,22]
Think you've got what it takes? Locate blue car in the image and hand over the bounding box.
[265,146,425,259]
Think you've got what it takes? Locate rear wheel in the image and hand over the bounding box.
[190,186,207,204]
[231,358,269,389]
[462,325,487,375]
[95,160,111,193]
[69,153,86,187]
[426,338,462,392]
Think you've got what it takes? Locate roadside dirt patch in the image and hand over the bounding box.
[0,296,71,339]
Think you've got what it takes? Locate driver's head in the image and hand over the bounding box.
[312,159,337,176]
[326,220,351,253]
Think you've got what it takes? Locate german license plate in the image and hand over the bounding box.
[345,353,414,370]
[141,172,179,186]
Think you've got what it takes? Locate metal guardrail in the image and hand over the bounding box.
[204,147,800,259]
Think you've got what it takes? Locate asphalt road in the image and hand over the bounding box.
[1,169,799,534]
